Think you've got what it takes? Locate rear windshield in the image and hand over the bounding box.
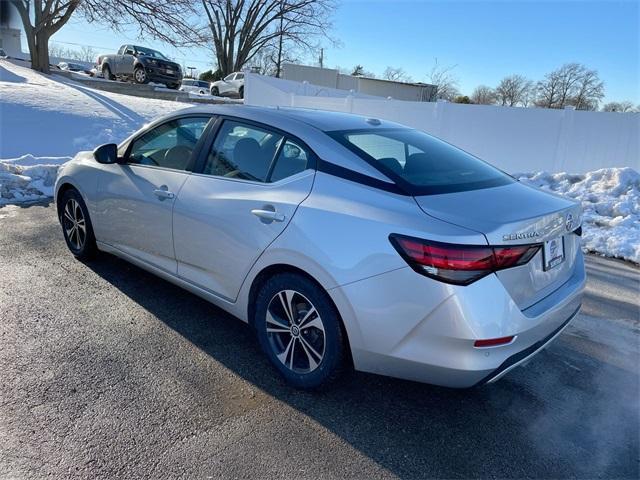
[327,128,513,195]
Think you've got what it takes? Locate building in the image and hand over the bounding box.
[0,27,22,58]
[282,63,437,102]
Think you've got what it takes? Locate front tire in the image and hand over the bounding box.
[134,66,148,84]
[254,273,346,389]
[211,86,219,96]
[59,189,97,260]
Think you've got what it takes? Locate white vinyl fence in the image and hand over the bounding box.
[244,73,639,174]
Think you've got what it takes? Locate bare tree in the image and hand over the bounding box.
[535,63,604,110]
[382,66,412,83]
[602,101,637,112]
[495,75,532,107]
[9,1,80,73]
[80,1,201,46]
[569,67,604,110]
[427,60,459,101]
[8,0,198,73]
[535,68,563,108]
[470,85,496,105]
[201,0,334,77]
[48,43,96,62]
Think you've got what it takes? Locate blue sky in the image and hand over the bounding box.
[37,0,639,103]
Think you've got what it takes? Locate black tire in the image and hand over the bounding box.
[166,83,180,90]
[211,86,219,96]
[254,273,346,389]
[102,64,114,81]
[239,85,244,99]
[134,66,148,84]
[59,188,97,260]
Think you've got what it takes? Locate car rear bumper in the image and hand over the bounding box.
[330,250,586,388]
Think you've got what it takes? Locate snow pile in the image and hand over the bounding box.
[518,168,640,263]
[0,155,70,205]
[0,59,184,158]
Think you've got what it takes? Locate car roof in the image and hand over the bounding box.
[161,104,406,133]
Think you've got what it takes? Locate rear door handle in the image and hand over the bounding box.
[153,186,175,200]
[251,209,286,223]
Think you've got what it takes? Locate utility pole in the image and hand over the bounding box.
[319,48,324,69]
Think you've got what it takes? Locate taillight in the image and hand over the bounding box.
[389,234,540,286]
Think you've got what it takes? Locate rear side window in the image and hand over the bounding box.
[270,139,309,182]
[328,128,514,195]
[203,120,312,182]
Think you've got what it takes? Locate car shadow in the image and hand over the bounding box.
[0,63,27,83]
[82,252,638,478]
[51,75,146,129]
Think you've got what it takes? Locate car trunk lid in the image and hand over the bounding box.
[414,181,582,309]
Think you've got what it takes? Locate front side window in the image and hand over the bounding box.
[128,117,210,171]
[235,73,244,80]
[328,128,514,195]
[224,74,235,82]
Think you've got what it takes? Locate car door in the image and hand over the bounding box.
[123,46,136,75]
[93,115,213,273]
[114,45,125,75]
[172,118,315,301]
[220,73,235,95]
[232,73,244,93]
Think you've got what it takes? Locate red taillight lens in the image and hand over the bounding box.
[389,235,540,285]
[474,336,515,348]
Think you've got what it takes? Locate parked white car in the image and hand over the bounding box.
[180,79,211,95]
[210,72,245,98]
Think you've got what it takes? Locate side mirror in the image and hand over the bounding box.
[93,143,118,164]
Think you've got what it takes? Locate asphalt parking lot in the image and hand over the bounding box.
[1,202,638,479]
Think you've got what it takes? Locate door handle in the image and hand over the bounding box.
[251,209,286,223]
[153,186,175,200]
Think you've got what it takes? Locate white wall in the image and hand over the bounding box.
[245,73,639,174]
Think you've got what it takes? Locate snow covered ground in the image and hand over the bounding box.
[0,59,638,263]
[0,59,184,206]
[518,168,639,264]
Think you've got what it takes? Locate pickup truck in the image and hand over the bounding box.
[97,45,182,89]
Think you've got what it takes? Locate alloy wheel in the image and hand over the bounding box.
[135,68,146,83]
[62,198,86,251]
[265,290,326,374]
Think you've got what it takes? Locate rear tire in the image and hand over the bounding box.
[254,273,346,390]
[239,86,244,99]
[59,188,97,260]
[102,64,114,81]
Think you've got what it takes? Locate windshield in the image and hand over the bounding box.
[327,128,514,195]
[135,47,168,60]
